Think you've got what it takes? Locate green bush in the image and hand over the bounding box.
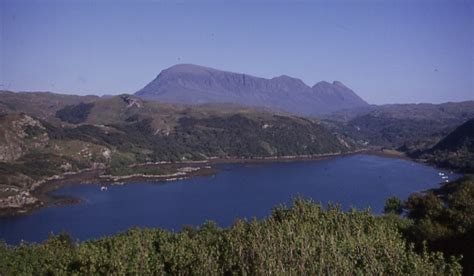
[388,176,474,275]
[384,196,403,215]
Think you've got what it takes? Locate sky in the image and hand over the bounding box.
[1,0,473,104]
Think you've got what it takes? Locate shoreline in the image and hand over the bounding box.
[0,149,414,217]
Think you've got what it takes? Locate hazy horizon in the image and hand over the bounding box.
[1,0,473,105]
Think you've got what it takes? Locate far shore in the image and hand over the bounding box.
[0,148,434,218]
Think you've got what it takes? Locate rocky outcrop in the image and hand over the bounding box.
[120,95,143,109]
[0,114,49,161]
[0,191,38,209]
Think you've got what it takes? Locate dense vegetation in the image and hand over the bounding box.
[55,103,95,124]
[327,102,474,150]
[151,115,349,160]
[46,113,352,163]
[0,199,461,275]
[418,119,474,173]
[348,115,446,147]
[432,119,474,152]
[384,176,474,275]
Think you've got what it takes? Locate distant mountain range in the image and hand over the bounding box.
[136,64,368,116]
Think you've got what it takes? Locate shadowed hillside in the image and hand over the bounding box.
[326,101,474,150]
[416,119,474,172]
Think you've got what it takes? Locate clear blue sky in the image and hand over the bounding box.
[1,0,473,104]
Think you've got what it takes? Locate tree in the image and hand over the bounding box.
[383,196,403,215]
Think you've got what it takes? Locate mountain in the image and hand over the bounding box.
[135,64,368,116]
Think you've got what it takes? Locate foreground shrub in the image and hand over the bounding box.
[384,176,474,275]
[0,199,461,275]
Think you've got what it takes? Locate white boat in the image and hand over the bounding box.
[442,176,449,179]
[438,172,445,176]
[100,186,108,191]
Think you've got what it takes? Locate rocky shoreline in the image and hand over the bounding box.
[0,164,218,217]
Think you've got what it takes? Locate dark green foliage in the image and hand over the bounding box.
[56,102,95,124]
[405,192,445,220]
[0,199,461,275]
[45,120,155,151]
[46,114,351,163]
[150,114,350,161]
[389,176,474,275]
[346,115,450,148]
[418,119,474,173]
[383,196,403,215]
[432,119,474,152]
[328,102,474,150]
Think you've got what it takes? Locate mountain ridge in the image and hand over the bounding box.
[136,64,368,116]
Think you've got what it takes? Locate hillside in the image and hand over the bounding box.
[49,95,354,161]
[0,91,98,123]
[418,119,474,172]
[327,101,474,149]
[432,119,474,152]
[0,93,356,211]
[135,64,368,116]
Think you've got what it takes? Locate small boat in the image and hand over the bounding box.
[100,186,108,191]
[442,176,448,179]
[438,172,445,176]
[445,180,449,183]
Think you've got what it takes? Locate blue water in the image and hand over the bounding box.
[0,154,458,244]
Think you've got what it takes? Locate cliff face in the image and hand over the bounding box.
[136,64,368,116]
